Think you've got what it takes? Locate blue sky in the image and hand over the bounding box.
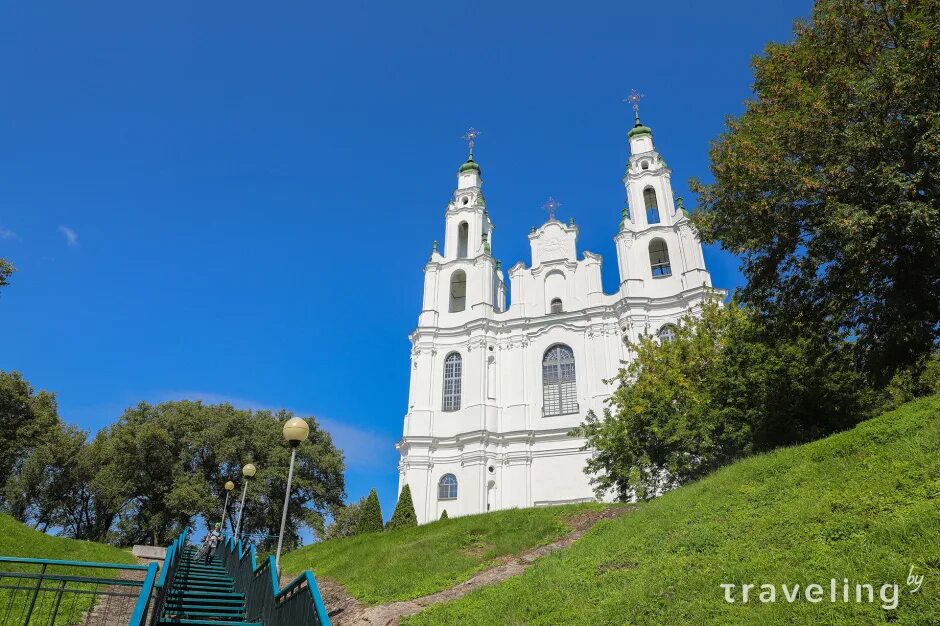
[0,1,810,528]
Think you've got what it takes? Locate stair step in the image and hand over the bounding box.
[168,591,244,599]
[163,608,247,618]
[166,596,244,605]
[166,598,245,611]
[170,584,236,593]
[157,617,263,626]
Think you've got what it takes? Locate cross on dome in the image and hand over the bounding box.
[624,89,644,124]
[543,196,561,221]
[461,127,482,158]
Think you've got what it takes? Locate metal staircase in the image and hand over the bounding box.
[157,547,260,626]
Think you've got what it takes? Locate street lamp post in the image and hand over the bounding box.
[221,480,235,535]
[233,463,257,542]
[275,417,310,573]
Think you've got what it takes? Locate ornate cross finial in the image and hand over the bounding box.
[543,196,561,220]
[624,89,644,124]
[461,127,482,158]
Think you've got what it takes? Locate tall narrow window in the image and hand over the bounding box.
[658,324,677,342]
[442,352,462,411]
[449,270,467,312]
[438,474,458,500]
[550,298,563,314]
[644,187,660,224]
[542,344,578,417]
[457,222,469,258]
[649,239,672,277]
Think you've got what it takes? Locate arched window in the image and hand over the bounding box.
[442,352,462,411]
[457,222,469,258]
[644,187,660,224]
[449,270,467,312]
[649,239,671,277]
[658,324,677,343]
[438,474,458,500]
[550,298,563,314]
[542,344,578,417]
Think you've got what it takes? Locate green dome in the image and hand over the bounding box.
[628,123,651,139]
[459,158,481,173]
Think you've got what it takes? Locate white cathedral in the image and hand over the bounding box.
[397,113,720,524]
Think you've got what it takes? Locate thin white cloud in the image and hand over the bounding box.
[0,226,16,240]
[59,225,79,247]
[154,390,395,470]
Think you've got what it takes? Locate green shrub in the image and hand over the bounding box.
[355,489,383,534]
[386,484,417,531]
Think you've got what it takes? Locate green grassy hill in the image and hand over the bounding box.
[286,395,939,625]
[0,514,138,625]
[407,395,940,625]
[281,502,610,604]
[0,514,136,564]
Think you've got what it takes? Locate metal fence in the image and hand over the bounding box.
[0,557,157,626]
[220,536,330,626]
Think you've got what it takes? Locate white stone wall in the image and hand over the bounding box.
[398,124,723,524]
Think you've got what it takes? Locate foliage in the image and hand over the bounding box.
[0,378,347,547]
[281,503,603,605]
[0,258,13,290]
[0,372,60,494]
[439,509,448,520]
[575,299,871,500]
[884,351,940,408]
[322,498,365,540]
[101,401,346,547]
[386,485,417,531]
[355,489,384,535]
[408,395,940,625]
[690,0,940,386]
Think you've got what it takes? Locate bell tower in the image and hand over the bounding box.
[418,129,505,329]
[614,92,712,297]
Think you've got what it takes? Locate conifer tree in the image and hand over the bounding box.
[386,484,417,531]
[355,488,384,534]
[440,509,448,520]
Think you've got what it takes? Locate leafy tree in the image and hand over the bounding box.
[101,401,346,546]
[575,299,871,500]
[0,259,13,291]
[322,498,365,540]
[386,484,417,531]
[691,0,940,386]
[3,422,87,531]
[0,371,61,508]
[439,509,448,521]
[355,489,383,534]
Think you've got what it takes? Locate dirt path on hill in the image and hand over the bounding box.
[310,506,634,626]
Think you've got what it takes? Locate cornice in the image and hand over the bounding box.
[412,284,716,339]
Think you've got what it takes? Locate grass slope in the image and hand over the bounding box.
[0,514,138,625]
[0,513,136,564]
[407,395,940,625]
[282,503,606,604]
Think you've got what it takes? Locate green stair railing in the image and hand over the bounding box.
[0,555,157,626]
[220,536,331,626]
[147,527,190,622]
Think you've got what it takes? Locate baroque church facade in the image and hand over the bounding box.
[397,116,721,524]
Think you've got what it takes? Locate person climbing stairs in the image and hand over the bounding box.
[157,546,261,625]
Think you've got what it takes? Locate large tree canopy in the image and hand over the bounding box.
[103,401,346,547]
[691,0,940,385]
[575,300,871,500]
[0,377,347,548]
